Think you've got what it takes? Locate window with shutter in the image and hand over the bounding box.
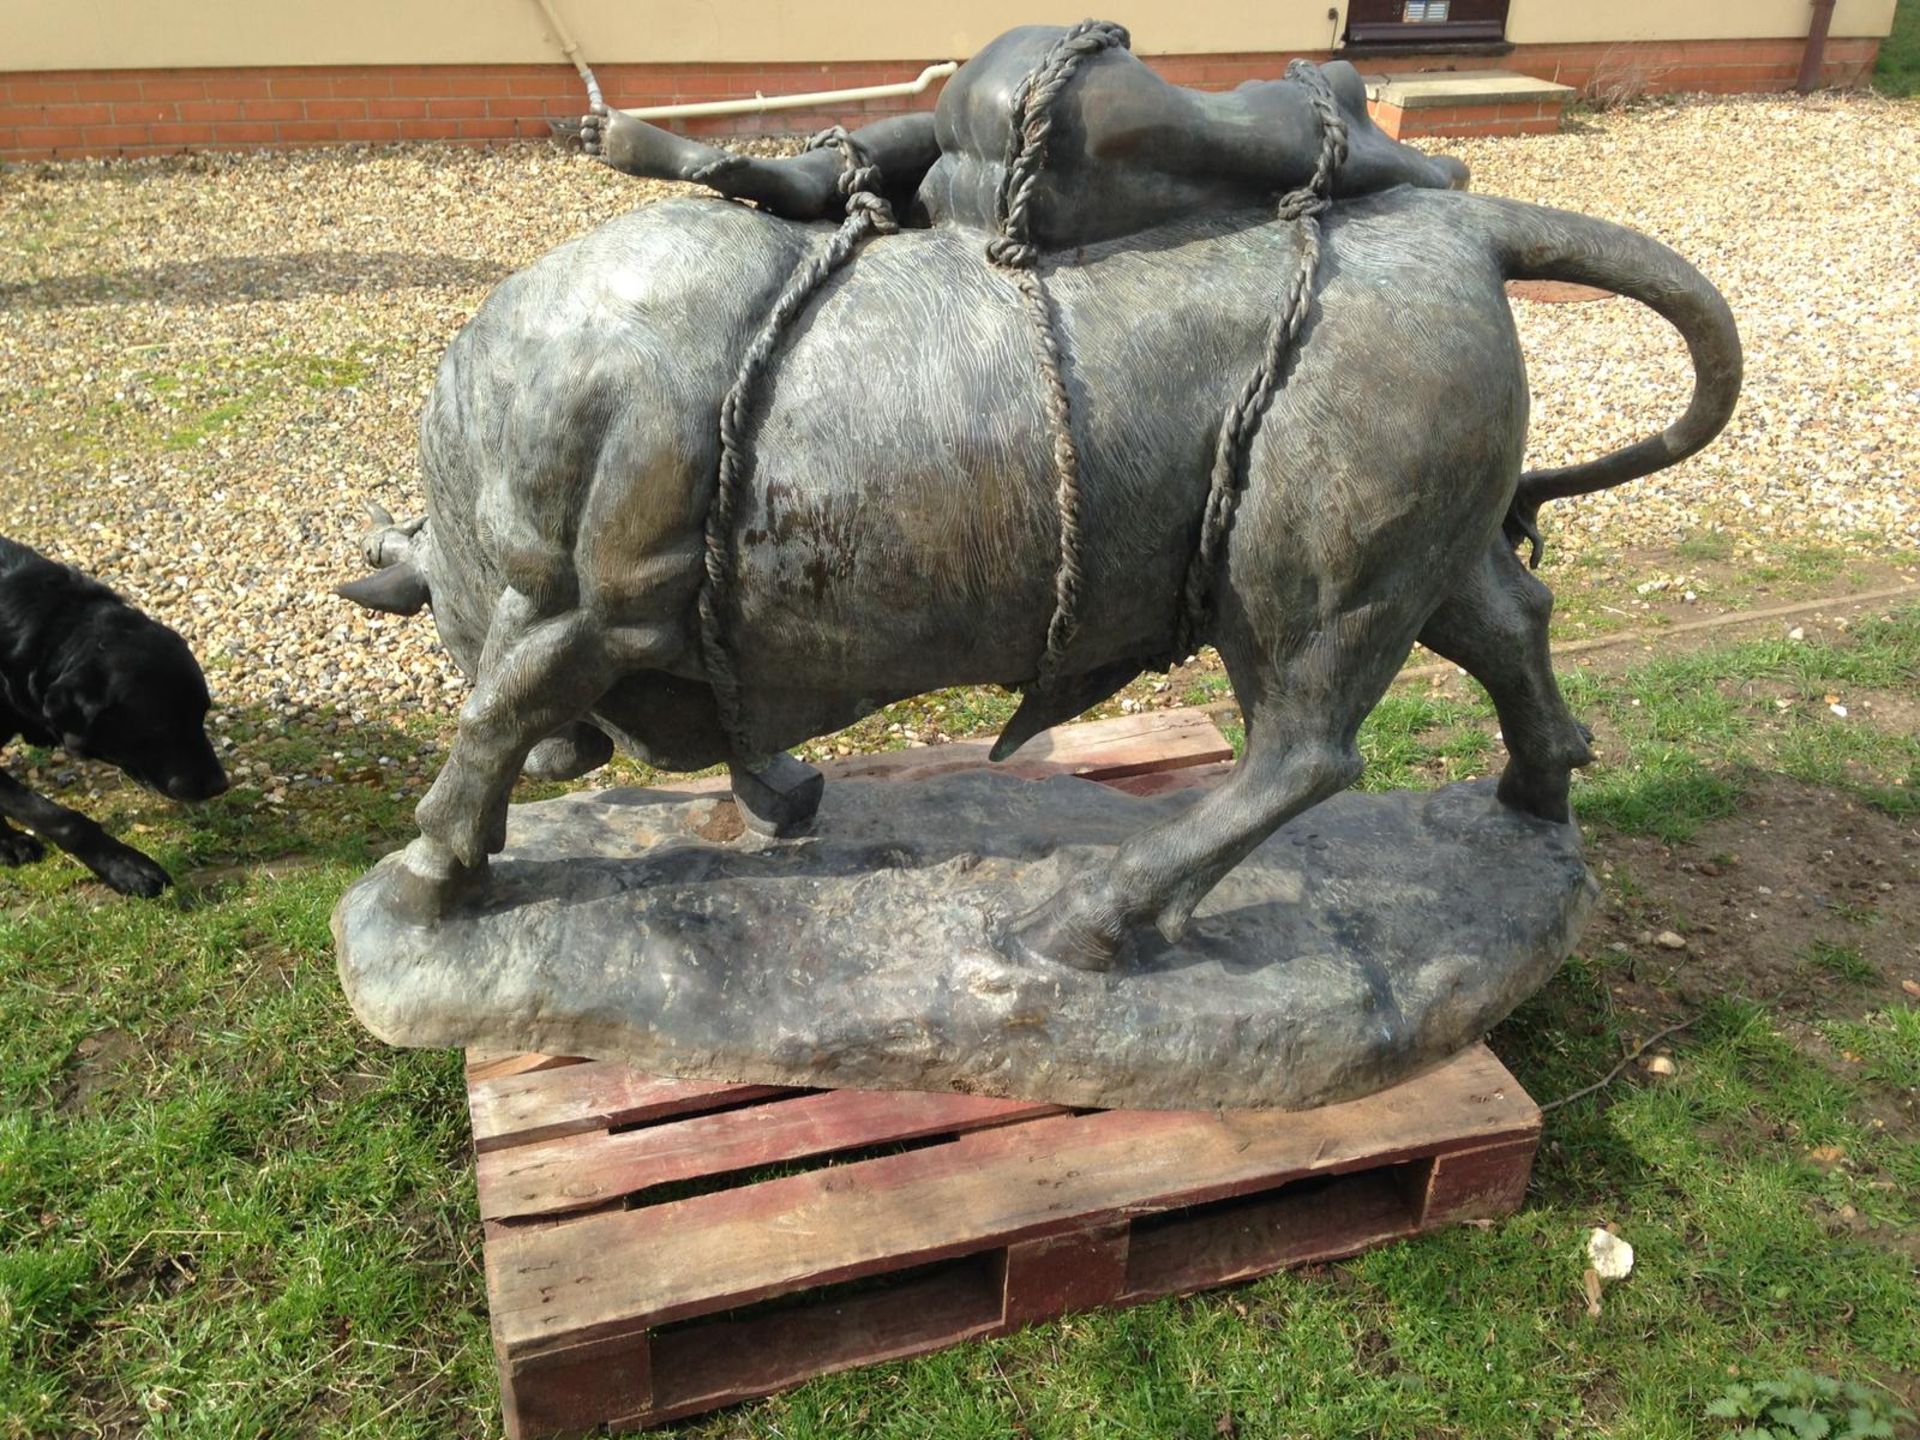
[1344,0,1510,46]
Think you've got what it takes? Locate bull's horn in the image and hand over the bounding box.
[336,559,431,616]
[363,498,396,527]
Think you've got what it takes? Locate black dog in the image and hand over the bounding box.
[0,534,228,896]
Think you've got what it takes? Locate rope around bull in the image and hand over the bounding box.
[696,31,1342,758]
[1173,60,1347,658]
[987,19,1130,692]
[696,127,898,764]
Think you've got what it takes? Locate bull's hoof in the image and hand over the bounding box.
[388,838,488,925]
[731,753,824,839]
[1000,894,1122,973]
[1495,764,1572,826]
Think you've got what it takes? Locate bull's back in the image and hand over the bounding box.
[729,192,1525,700]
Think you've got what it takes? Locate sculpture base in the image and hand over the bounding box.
[334,765,1595,1112]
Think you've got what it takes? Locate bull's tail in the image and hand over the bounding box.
[1468,195,1743,563]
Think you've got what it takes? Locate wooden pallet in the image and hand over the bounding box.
[464,712,1541,1439]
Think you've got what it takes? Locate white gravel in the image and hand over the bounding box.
[1,93,1914,724]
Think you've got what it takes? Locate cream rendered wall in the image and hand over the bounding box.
[1504,0,1896,45]
[0,1,1338,70]
[0,0,1894,71]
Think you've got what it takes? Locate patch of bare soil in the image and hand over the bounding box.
[1581,777,1919,1125]
[55,1027,140,1114]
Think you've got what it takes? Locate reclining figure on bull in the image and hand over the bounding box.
[340,21,1741,973]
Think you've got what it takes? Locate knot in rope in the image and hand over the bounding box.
[807,124,900,232]
[985,235,1039,270]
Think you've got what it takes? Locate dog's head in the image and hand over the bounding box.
[44,610,230,803]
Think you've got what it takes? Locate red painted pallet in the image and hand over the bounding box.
[462,712,1541,1439]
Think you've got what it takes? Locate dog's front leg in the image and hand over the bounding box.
[0,772,171,897]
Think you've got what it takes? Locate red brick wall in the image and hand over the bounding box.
[1371,99,1564,141]
[0,36,1883,161]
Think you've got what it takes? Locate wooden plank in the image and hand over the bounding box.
[1418,1135,1540,1226]
[638,1255,1005,1427]
[491,1045,1536,1353]
[1119,1168,1418,1300]
[654,710,1231,799]
[469,1061,792,1154]
[827,709,1232,786]
[496,1330,652,1440]
[1101,759,1236,797]
[1000,1222,1131,1326]
[466,1051,590,1084]
[480,1089,1063,1221]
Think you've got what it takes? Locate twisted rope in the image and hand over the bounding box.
[697,127,898,763]
[989,19,1129,690]
[1173,59,1348,658]
[990,19,1130,270]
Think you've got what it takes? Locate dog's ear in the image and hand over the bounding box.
[39,659,110,747]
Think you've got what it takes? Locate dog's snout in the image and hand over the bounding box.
[167,768,230,803]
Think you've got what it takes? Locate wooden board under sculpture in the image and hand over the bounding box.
[328,15,1740,1430]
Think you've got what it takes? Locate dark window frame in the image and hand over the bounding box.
[1343,0,1511,47]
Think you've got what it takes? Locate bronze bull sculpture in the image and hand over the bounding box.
[341,186,1739,971]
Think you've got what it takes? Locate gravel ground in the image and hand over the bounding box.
[0,93,1915,727]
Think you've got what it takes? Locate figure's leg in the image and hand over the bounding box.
[584,105,939,221]
[1416,537,1593,822]
[0,772,169,896]
[1099,62,1467,198]
[1007,600,1418,970]
[580,106,735,185]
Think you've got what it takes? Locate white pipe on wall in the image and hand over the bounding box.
[620,61,959,121]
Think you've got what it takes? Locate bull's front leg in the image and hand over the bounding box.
[1006,608,1411,971]
[392,587,617,922]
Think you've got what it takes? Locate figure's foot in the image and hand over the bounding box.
[730,753,824,838]
[690,151,843,219]
[388,837,487,925]
[0,827,44,867]
[1001,890,1123,973]
[524,722,615,782]
[581,103,730,182]
[1337,117,1471,196]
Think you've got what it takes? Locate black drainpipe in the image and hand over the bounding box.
[1797,0,1838,94]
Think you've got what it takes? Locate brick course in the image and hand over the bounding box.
[0,35,1884,160]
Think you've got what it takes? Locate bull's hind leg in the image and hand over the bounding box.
[395,588,670,920]
[1007,602,1416,971]
[1416,537,1593,823]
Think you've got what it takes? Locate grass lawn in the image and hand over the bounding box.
[1876,0,1920,97]
[2,608,1917,1439]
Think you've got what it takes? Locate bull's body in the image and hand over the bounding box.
[371,186,1739,968]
